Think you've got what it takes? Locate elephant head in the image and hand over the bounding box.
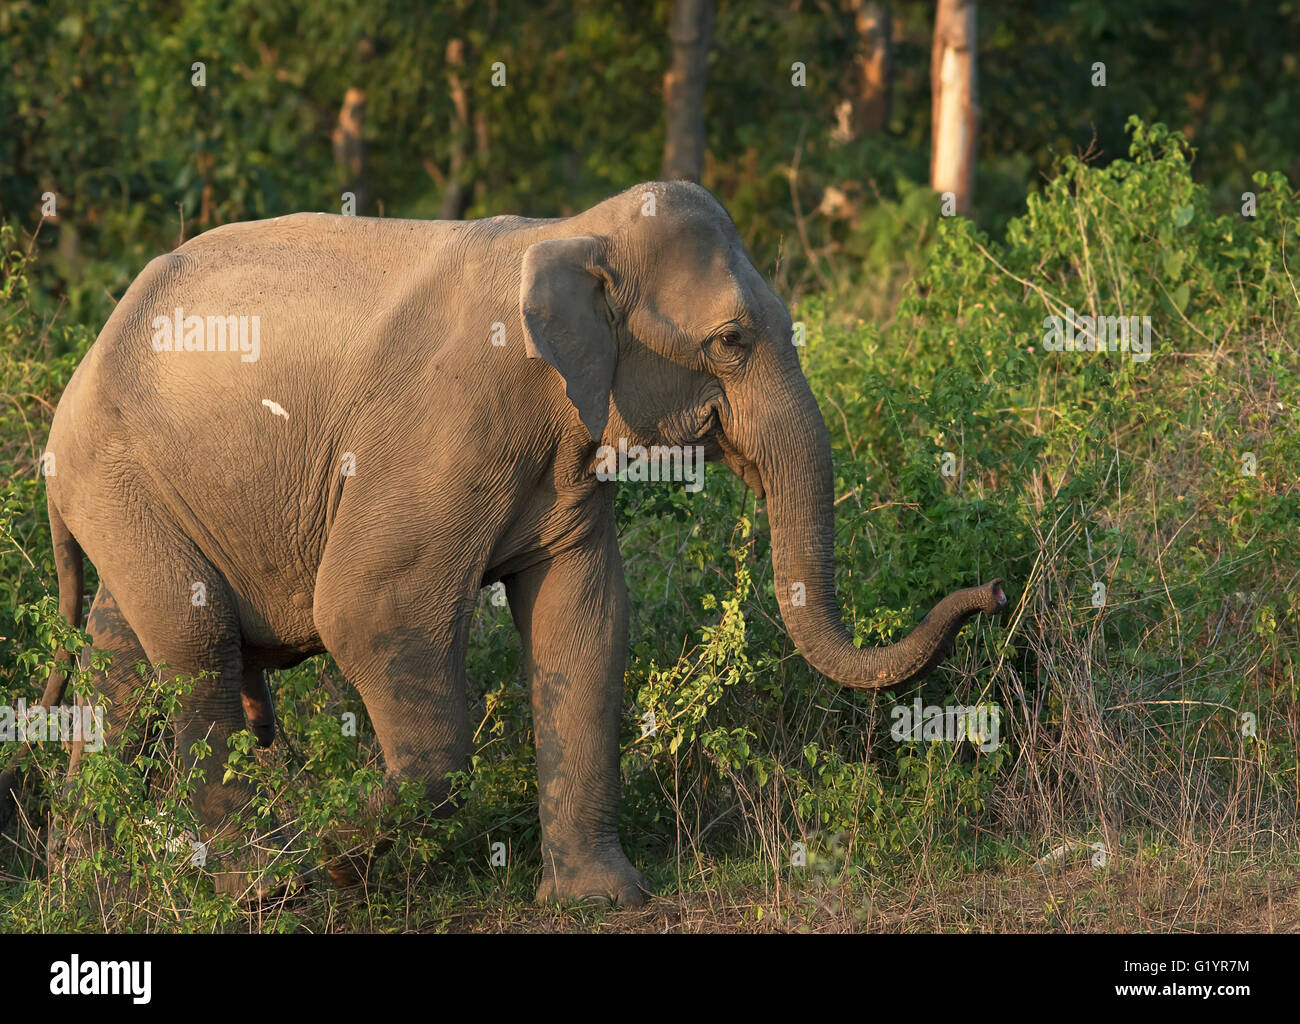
[519,181,1004,690]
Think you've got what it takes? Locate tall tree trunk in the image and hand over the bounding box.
[661,0,714,182]
[836,0,893,140]
[440,38,475,220]
[332,87,367,215]
[930,0,977,215]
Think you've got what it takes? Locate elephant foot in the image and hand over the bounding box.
[320,829,394,890]
[536,847,650,907]
[207,821,309,902]
[324,852,368,889]
[212,864,309,903]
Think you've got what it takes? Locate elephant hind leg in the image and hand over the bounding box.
[315,592,475,887]
[321,621,472,814]
[312,507,489,887]
[88,528,301,897]
[311,627,472,889]
[66,583,158,775]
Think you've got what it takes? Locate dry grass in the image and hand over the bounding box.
[387,846,1300,933]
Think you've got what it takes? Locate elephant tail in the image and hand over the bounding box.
[0,501,85,831]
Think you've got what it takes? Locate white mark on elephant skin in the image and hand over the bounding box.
[261,399,290,420]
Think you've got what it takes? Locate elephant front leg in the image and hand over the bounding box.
[507,516,649,907]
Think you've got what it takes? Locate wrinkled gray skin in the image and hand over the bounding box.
[39,182,1003,905]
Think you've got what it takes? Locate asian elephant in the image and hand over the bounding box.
[28,181,1003,905]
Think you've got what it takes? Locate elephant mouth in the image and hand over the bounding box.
[712,429,765,498]
[685,405,766,497]
[668,404,765,497]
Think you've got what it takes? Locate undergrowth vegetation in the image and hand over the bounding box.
[1,121,1297,932]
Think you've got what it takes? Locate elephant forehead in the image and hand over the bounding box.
[622,294,742,358]
[652,233,787,337]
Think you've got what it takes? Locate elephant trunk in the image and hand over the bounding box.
[751,380,1003,691]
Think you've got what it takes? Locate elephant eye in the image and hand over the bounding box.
[707,325,749,366]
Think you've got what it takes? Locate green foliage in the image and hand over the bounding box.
[0,225,93,695]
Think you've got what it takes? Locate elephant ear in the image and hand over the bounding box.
[519,235,616,441]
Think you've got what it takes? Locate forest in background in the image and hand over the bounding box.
[1,1,1298,932]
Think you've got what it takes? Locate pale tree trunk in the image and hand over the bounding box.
[440,38,475,220]
[835,0,893,141]
[929,0,977,215]
[661,0,714,182]
[332,87,367,215]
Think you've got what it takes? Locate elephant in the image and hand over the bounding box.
[26,180,1004,906]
